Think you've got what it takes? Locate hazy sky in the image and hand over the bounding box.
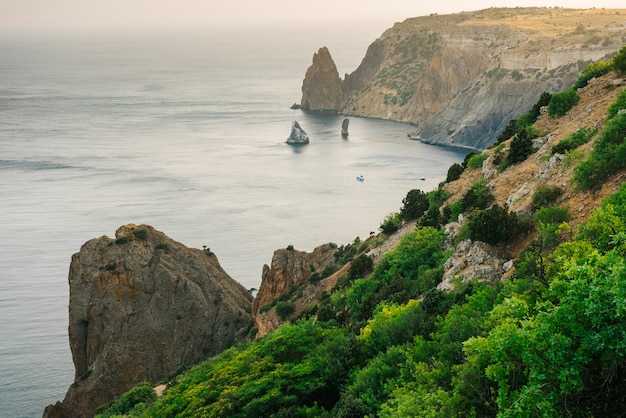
[2,0,626,36]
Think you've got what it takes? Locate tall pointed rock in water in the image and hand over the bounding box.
[285,121,309,144]
[300,47,345,111]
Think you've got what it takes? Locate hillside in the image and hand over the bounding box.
[300,7,626,149]
[94,45,626,417]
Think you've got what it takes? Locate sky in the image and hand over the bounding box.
[2,0,626,36]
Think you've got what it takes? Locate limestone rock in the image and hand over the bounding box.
[252,244,338,337]
[439,239,506,291]
[300,47,345,111]
[43,224,253,418]
[310,8,625,149]
[286,121,309,144]
[341,118,349,137]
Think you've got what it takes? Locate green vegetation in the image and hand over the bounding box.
[98,181,626,418]
[547,87,579,117]
[574,111,626,190]
[532,184,562,209]
[466,152,488,169]
[98,48,626,418]
[379,212,401,234]
[573,59,613,89]
[613,44,626,75]
[551,127,597,155]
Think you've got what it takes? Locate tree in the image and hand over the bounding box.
[400,189,429,220]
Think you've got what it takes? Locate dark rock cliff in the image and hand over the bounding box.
[43,224,253,418]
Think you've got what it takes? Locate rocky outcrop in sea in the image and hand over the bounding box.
[43,224,253,418]
[285,121,309,144]
[300,47,344,111]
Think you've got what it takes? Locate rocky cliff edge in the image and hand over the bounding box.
[43,224,253,418]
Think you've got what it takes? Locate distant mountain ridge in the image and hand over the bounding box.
[300,7,626,149]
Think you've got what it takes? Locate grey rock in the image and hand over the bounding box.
[286,121,309,144]
[341,118,349,137]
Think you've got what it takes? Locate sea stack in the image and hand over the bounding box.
[286,121,309,144]
[300,47,345,111]
[341,118,349,137]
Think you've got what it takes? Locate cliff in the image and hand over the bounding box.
[251,243,339,337]
[43,224,253,418]
[299,7,626,149]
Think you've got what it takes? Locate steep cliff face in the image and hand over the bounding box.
[43,224,253,418]
[300,47,345,111]
[251,244,338,337]
[302,7,626,149]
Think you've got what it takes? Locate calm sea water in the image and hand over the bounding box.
[0,27,466,417]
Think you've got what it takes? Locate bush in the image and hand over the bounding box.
[532,185,562,209]
[574,112,626,190]
[380,212,401,234]
[535,205,571,225]
[550,127,597,155]
[466,153,488,169]
[400,189,429,220]
[607,87,626,120]
[462,151,477,168]
[503,131,535,167]
[349,254,374,280]
[96,381,156,417]
[547,88,579,117]
[573,59,613,89]
[466,204,523,244]
[275,301,295,319]
[445,163,464,183]
[613,45,626,75]
[460,179,494,212]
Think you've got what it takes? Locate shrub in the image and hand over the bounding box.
[462,151,477,168]
[613,45,626,75]
[466,204,523,244]
[380,212,401,234]
[460,179,494,212]
[349,254,374,280]
[574,112,626,190]
[573,59,613,89]
[445,163,464,183]
[532,185,562,209]
[535,205,571,225]
[96,381,156,417]
[503,131,535,167]
[551,127,597,155]
[132,228,148,241]
[607,87,626,120]
[400,189,429,220]
[115,235,131,244]
[548,88,579,117]
[466,153,488,169]
[275,301,295,319]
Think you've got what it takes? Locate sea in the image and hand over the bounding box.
[0,25,466,417]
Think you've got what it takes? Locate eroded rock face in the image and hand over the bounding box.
[251,244,338,337]
[306,8,625,149]
[300,47,345,111]
[43,224,253,418]
[438,239,507,291]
